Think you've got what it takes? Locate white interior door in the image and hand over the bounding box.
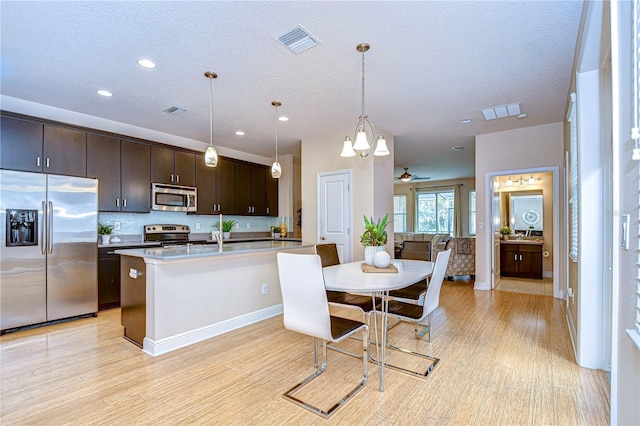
[317,170,352,262]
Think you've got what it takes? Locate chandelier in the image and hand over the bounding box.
[204,71,219,167]
[271,101,282,178]
[340,43,390,158]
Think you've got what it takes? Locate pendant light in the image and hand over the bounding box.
[271,101,282,178]
[528,174,536,184]
[204,71,219,167]
[340,43,390,158]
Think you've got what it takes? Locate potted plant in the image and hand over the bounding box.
[98,223,114,245]
[500,226,511,239]
[214,219,237,239]
[361,214,388,265]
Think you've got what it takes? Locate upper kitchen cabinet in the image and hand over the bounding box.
[151,146,195,187]
[265,170,278,217]
[43,126,87,176]
[87,135,150,212]
[1,118,87,177]
[0,117,44,172]
[195,155,234,215]
[234,162,267,215]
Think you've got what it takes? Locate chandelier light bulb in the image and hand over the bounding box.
[506,176,513,186]
[373,138,390,156]
[528,174,536,184]
[353,129,370,151]
[340,137,356,157]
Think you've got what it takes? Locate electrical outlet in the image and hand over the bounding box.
[235,223,240,229]
[246,223,251,229]
[195,222,201,230]
[114,221,121,230]
[261,283,268,295]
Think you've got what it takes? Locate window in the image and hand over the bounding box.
[393,195,407,232]
[568,92,578,261]
[469,190,476,235]
[416,190,454,235]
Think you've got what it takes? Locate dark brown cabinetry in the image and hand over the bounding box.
[43,126,86,176]
[87,137,150,212]
[234,162,267,215]
[195,155,234,215]
[120,255,146,347]
[98,247,121,310]
[1,117,43,172]
[500,243,542,279]
[265,169,278,217]
[151,146,195,187]
[1,117,86,176]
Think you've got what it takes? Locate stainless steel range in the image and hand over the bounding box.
[144,224,206,247]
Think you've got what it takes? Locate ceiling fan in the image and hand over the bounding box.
[394,167,431,183]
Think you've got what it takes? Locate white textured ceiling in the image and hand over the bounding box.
[0,1,583,181]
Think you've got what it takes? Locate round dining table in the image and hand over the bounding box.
[322,259,434,391]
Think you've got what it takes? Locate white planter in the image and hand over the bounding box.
[364,246,384,265]
[223,232,231,240]
[100,234,110,245]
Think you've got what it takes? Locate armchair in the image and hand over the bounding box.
[434,237,475,279]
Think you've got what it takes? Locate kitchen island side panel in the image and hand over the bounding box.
[130,245,314,355]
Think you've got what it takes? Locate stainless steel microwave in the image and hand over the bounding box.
[151,183,197,212]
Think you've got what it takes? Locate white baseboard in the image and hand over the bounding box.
[566,307,578,363]
[142,304,284,357]
[474,280,491,290]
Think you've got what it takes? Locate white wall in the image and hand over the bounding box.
[475,122,565,291]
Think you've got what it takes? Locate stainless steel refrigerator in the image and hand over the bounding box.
[0,170,98,332]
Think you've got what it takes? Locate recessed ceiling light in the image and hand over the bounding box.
[235,131,245,136]
[278,116,289,122]
[452,146,464,151]
[96,89,112,97]
[460,119,472,124]
[137,58,156,69]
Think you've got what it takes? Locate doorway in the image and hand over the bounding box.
[487,167,561,299]
[317,170,353,262]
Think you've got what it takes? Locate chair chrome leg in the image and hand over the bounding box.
[283,327,369,418]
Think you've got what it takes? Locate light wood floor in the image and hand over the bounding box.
[1,279,610,425]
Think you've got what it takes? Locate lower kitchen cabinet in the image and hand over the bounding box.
[500,243,543,279]
[98,248,121,310]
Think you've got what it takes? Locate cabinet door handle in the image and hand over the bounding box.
[514,254,517,261]
[170,174,174,183]
[176,174,180,183]
[37,156,41,167]
[248,206,251,213]
[519,254,523,261]
[123,199,127,208]
[218,204,221,211]
[46,158,50,168]
[41,200,47,255]
[116,198,119,207]
[266,207,270,214]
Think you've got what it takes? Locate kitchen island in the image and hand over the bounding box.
[116,240,315,356]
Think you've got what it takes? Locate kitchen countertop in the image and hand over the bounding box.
[99,236,302,249]
[115,240,314,260]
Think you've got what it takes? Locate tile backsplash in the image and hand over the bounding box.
[98,211,292,236]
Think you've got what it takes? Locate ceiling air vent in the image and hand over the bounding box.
[276,25,320,54]
[164,106,186,115]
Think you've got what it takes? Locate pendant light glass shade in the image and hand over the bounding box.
[271,101,282,178]
[528,174,536,184]
[340,137,356,157]
[271,161,282,178]
[340,43,390,159]
[374,138,390,156]
[204,71,218,168]
[205,146,218,167]
[353,129,370,151]
[506,176,513,186]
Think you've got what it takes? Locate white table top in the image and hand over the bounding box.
[323,259,433,293]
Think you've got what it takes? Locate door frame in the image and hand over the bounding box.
[485,166,561,299]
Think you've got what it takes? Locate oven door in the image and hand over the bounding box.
[151,184,197,212]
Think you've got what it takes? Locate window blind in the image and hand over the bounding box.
[568,92,578,261]
[630,0,640,346]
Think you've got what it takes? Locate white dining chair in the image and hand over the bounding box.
[276,252,369,418]
[372,249,451,378]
